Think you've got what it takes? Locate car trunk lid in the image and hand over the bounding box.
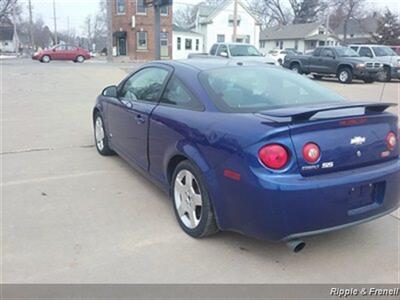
[259,102,398,176]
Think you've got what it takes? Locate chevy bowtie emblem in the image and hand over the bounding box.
[350,136,366,145]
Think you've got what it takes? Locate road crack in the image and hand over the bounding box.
[0,144,94,155]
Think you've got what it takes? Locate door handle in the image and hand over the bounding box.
[135,114,146,124]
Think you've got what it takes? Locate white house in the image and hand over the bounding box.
[193,0,261,53]
[172,24,204,59]
[259,23,340,53]
[0,18,15,53]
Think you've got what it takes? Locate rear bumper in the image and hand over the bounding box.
[214,158,400,242]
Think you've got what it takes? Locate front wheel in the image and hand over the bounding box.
[94,113,114,156]
[76,55,85,63]
[377,67,391,82]
[172,161,219,238]
[290,63,301,74]
[337,68,353,84]
[41,55,51,63]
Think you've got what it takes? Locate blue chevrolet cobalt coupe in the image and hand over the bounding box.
[93,59,399,252]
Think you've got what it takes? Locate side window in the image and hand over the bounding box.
[313,48,321,56]
[321,48,334,57]
[161,77,203,110]
[67,46,77,51]
[350,46,359,52]
[359,47,373,58]
[120,68,169,102]
[217,44,228,56]
[210,44,218,55]
[55,45,66,51]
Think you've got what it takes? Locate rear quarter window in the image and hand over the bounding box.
[160,77,203,111]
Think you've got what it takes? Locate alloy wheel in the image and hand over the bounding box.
[339,70,348,82]
[174,169,203,229]
[95,116,105,151]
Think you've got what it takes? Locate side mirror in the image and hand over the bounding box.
[102,85,118,97]
[220,51,228,58]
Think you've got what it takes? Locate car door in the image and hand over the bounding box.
[106,66,171,170]
[52,45,67,60]
[318,48,337,74]
[66,45,78,60]
[308,48,322,73]
[216,44,228,58]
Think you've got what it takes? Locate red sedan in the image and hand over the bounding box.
[32,44,91,63]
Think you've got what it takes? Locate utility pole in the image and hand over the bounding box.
[232,0,238,43]
[106,0,113,62]
[12,3,19,53]
[154,3,161,60]
[28,0,35,52]
[67,17,70,44]
[53,0,58,45]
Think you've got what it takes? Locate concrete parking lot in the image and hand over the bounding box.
[2,58,399,283]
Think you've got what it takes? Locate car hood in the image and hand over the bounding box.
[373,56,400,65]
[229,56,278,64]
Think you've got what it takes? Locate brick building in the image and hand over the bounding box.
[112,0,173,60]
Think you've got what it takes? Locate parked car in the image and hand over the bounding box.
[349,44,400,82]
[269,48,300,65]
[389,45,400,56]
[188,43,278,65]
[283,46,382,83]
[93,59,399,252]
[32,44,91,63]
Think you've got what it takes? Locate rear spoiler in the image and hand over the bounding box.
[259,102,397,122]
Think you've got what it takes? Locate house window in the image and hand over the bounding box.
[160,32,168,47]
[228,16,241,27]
[116,0,125,14]
[294,40,298,50]
[137,31,148,50]
[279,41,283,49]
[318,28,324,35]
[160,5,168,15]
[177,37,181,50]
[185,38,192,50]
[260,41,265,48]
[137,0,146,14]
[244,35,250,44]
[217,34,225,43]
[195,39,199,51]
[275,41,279,47]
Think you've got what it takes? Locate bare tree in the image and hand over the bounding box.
[0,0,19,20]
[174,5,198,28]
[246,0,290,26]
[334,0,366,43]
[288,0,328,24]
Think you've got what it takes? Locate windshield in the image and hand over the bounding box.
[199,66,346,113]
[372,46,397,57]
[229,44,261,57]
[335,47,360,57]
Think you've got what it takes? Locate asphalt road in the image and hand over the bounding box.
[2,59,399,283]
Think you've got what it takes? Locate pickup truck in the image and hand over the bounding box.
[188,43,279,66]
[349,44,400,82]
[283,46,383,84]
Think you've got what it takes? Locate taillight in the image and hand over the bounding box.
[302,142,321,164]
[386,131,396,150]
[259,144,289,170]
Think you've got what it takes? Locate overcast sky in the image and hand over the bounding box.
[23,0,399,35]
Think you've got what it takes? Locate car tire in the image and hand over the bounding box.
[313,74,323,80]
[337,67,353,84]
[171,160,219,238]
[290,63,302,74]
[41,55,51,63]
[94,113,114,156]
[363,78,375,83]
[377,67,391,82]
[76,55,85,63]
[278,58,283,65]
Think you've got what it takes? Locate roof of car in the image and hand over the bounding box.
[156,59,231,71]
[349,44,389,47]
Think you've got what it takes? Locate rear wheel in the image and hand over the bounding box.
[76,55,85,63]
[290,63,301,74]
[337,67,353,84]
[41,55,51,63]
[171,160,219,238]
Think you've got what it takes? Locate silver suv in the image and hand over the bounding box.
[349,44,400,81]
